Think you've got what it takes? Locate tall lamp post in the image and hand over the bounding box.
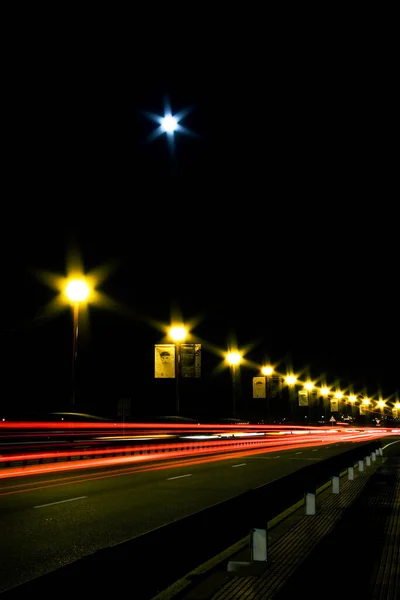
[261,365,273,422]
[320,387,330,422]
[169,325,188,416]
[377,399,385,423]
[348,394,357,421]
[304,381,314,422]
[226,351,242,418]
[285,375,297,423]
[65,278,90,406]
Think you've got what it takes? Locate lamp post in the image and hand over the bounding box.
[334,391,343,420]
[304,381,314,422]
[227,351,242,418]
[65,278,90,406]
[377,399,385,423]
[320,387,330,422]
[348,394,357,421]
[169,325,188,415]
[285,375,297,423]
[261,365,273,422]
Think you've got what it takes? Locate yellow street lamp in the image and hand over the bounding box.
[261,365,273,376]
[65,277,91,406]
[377,399,385,416]
[348,395,357,403]
[320,387,330,397]
[226,351,242,418]
[285,375,297,386]
[168,324,188,415]
[304,382,314,391]
[395,402,400,410]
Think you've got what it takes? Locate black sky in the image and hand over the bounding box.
[1,21,398,416]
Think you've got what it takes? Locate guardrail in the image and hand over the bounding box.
[0,440,383,599]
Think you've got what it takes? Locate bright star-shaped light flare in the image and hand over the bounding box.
[161,115,178,133]
[142,98,196,151]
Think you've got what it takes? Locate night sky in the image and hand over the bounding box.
[1,30,398,418]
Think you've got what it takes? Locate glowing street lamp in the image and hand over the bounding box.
[65,277,91,405]
[169,326,188,343]
[348,394,357,419]
[304,382,314,391]
[261,365,273,376]
[227,351,242,418]
[285,375,297,386]
[377,399,385,416]
[169,325,188,415]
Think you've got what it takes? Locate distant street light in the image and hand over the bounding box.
[169,325,188,415]
[377,399,385,418]
[348,394,357,419]
[261,365,273,376]
[227,351,242,418]
[65,278,91,406]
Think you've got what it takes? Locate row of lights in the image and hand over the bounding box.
[58,278,398,413]
[226,354,399,412]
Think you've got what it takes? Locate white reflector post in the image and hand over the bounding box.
[358,460,364,472]
[332,476,340,494]
[348,466,354,481]
[250,528,268,562]
[366,455,371,466]
[305,492,316,515]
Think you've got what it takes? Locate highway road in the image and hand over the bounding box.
[0,436,393,594]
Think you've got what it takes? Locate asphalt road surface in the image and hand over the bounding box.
[0,438,390,593]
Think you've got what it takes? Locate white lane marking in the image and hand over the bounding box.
[312,449,318,452]
[246,455,281,460]
[232,463,246,468]
[34,496,88,509]
[167,474,192,481]
[295,452,302,455]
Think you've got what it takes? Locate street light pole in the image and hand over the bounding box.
[71,303,79,406]
[226,351,242,419]
[175,343,181,415]
[65,278,90,408]
[231,364,237,418]
[169,325,188,417]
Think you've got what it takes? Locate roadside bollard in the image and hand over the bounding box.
[332,475,340,494]
[250,528,268,562]
[227,527,268,573]
[371,451,376,462]
[358,459,364,472]
[305,492,316,515]
[348,466,354,481]
[366,455,371,467]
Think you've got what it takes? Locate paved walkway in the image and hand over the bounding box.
[171,446,399,600]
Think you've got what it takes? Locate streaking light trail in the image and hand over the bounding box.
[0,428,389,481]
